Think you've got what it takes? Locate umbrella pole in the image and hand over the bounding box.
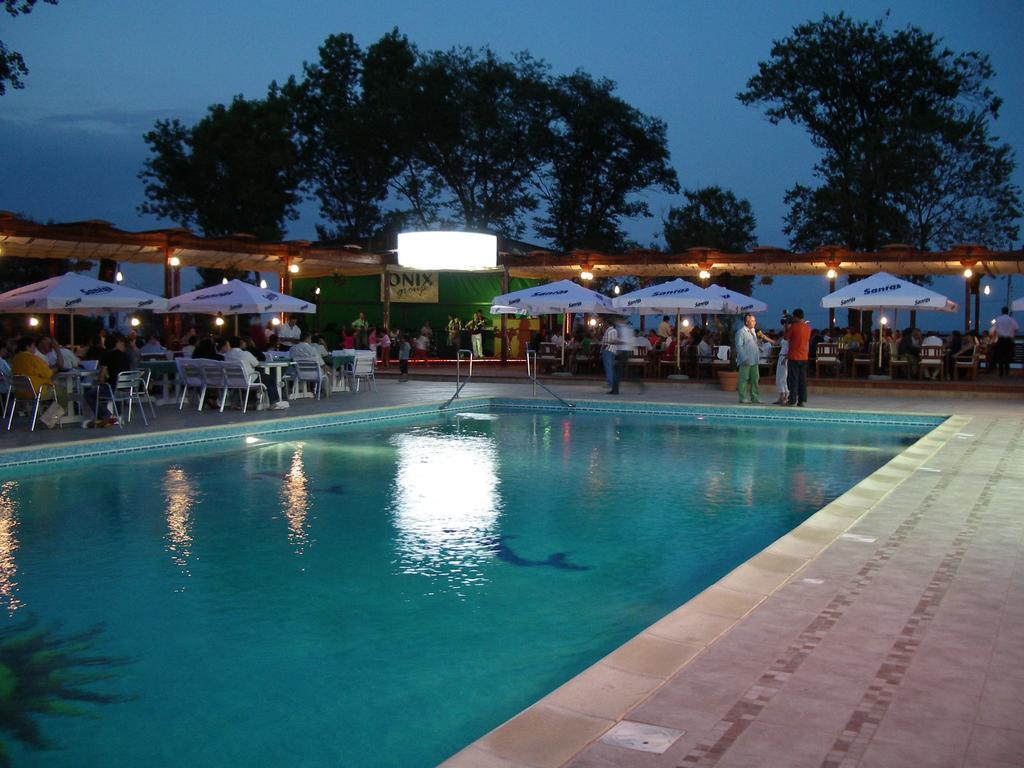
[70,314,75,348]
[234,315,239,336]
[676,312,681,370]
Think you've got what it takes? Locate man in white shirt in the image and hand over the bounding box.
[921,332,943,347]
[609,318,637,394]
[992,307,1019,377]
[278,317,301,347]
[657,315,672,340]
[221,338,287,409]
[289,333,322,362]
[600,322,618,390]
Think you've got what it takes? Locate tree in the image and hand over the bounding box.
[407,46,552,236]
[534,71,678,251]
[1,0,57,96]
[139,93,301,241]
[285,32,406,243]
[663,186,758,297]
[739,12,1020,252]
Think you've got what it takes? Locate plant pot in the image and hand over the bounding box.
[717,369,738,391]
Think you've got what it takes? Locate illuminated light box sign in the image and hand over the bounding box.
[397,231,497,271]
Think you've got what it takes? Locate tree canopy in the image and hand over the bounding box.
[139,29,678,251]
[663,186,757,253]
[738,12,1020,252]
[1,0,57,96]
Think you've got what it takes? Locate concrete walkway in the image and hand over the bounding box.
[3,377,1022,767]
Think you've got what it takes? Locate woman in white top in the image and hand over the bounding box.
[775,338,789,405]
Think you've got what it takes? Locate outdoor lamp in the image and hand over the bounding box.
[699,269,711,280]
[397,231,497,270]
[314,286,321,295]
[215,315,225,327]
[983,284,991,295]
[587,317,597,327]
[130,317,141,328]
[271,317,280,326]
[880,316,888,326]
[259,279,268,289]
[963,267,973,278]
[682,318,691,328]
[613,284,621,295]
[826,268,838,280]
[222,277,229,284]
[289,264,300,274]
[168,256,180,267]
[579,265,594,281]
[28,316,39,327]
[115,271,124,283]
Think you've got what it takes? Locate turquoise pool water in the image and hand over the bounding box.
[0,408,932,767]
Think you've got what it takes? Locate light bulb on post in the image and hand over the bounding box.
[579,269,594,281]
[288,263,300,274]
[259,279,268,289]
[271,317,280,326]
[613,284,620,295]
[168,256,180,267]
[28,316,40,328]
[880,316,888,327]
[682,318,691,328]
[214,315,225,327]
[826,268,838,280]
[130,317,141,328]
[587,317,597,327]
[314,286,321,296]
[222,277,228,285]
[963,268,973,278]
[698,269,711,281]
[983,284,991,295]
[115,271,124,283]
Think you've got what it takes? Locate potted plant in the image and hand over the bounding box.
[714,315,739,391]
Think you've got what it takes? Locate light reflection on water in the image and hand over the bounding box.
[163,467,196,588]
[0,481,22,613]
[282,444,310,554]
[389,428,501,595]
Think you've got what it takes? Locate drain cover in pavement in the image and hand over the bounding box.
[599,721,684,753]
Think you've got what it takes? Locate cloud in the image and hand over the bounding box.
[0,107,204,137]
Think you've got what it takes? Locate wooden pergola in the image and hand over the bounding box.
[3,211,1022,335]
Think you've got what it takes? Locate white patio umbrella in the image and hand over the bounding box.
[0,271,168,344]
[612,278,727,374]
[490,279,620,367]
[704,284,768,314]
[821,271,958,369]
[160,279,316,333]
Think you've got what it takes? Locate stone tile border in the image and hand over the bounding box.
[439,414,969,768]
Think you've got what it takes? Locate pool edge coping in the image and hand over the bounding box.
[437,410,968,768]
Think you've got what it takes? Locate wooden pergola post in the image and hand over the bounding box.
[500,266,509,365]
[382,268,391,334]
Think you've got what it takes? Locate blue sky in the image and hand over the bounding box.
[2,0,1022,329]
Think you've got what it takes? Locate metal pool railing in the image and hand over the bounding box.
[525,349,575,410]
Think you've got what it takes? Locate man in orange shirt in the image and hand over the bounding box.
[783,308,811,407]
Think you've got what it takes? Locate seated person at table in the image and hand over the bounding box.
[192,337,223,361]
[139,335,166,355]
[921,331,943,347]
[311,334,330,358]
[220,337,286,409]
[657,316,672,340]
[180,335,197,358]
[278,317,301,347]
[11,336,60,401]
[289,333,322,362]
[98,334,133,384]
[896,327,920,376]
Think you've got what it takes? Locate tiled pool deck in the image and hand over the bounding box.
[3,377,1022,767]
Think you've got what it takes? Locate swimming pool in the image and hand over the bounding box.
[0,404,938,767]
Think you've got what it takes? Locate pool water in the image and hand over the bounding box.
[0,408,931,767]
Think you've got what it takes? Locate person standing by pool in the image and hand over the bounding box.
[734,313,761,404]
[398,333,411,382]
[600,320,618,390]
[609,317,636,395]
[991,306,1019,377]
[352,312,368,349]
[784,308,811,407]
[466,311,486,358]
[446,314,462,355]
[774,335,790,405]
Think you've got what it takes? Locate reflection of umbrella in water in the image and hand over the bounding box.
[0,271,168,344]
[821,272,958,372]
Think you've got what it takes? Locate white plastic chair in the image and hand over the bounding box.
[96,370,148,428]
[218,363,267,412]
[5,374,59,432]
[349,352,377,392]
[292,358,328,400]
[136,367,158,420]
[176,359,209,411]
